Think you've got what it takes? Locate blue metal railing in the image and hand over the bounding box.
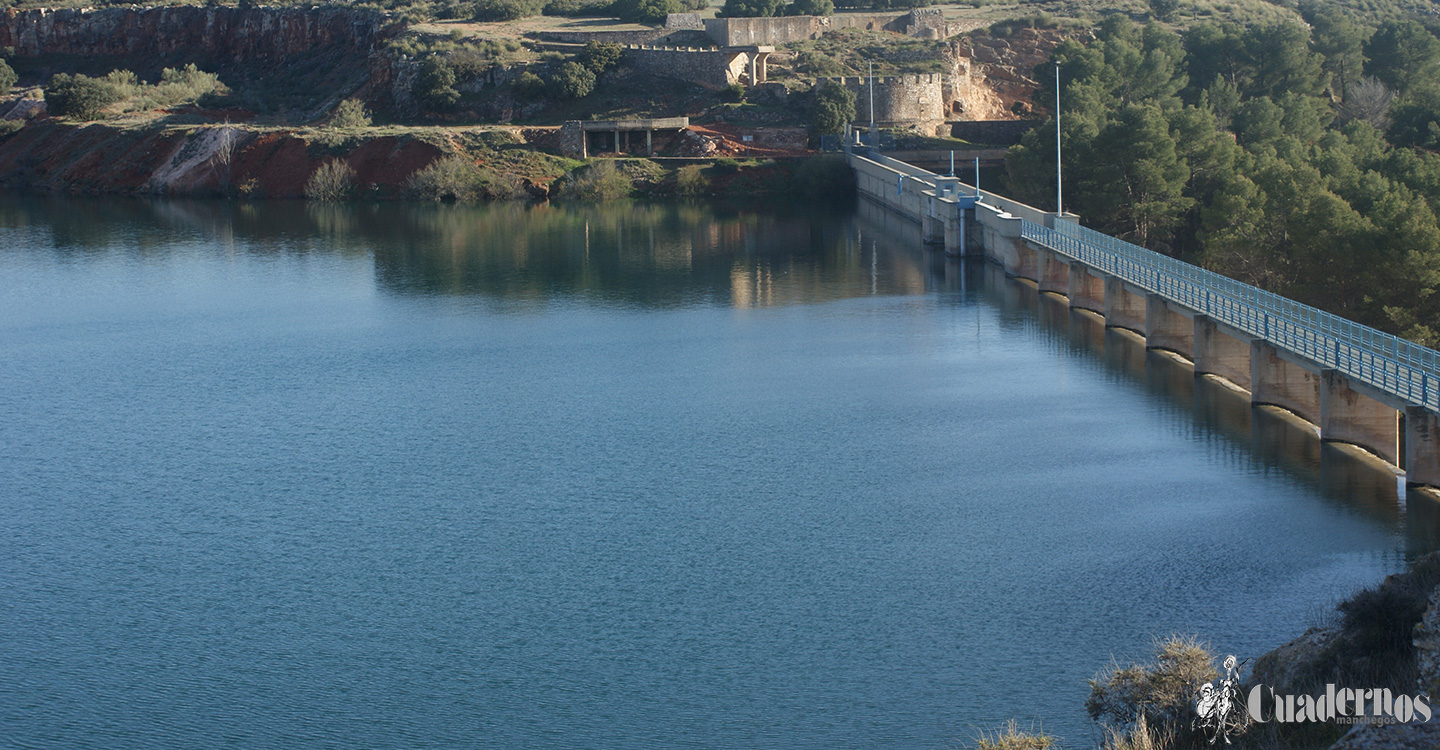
[1020,219,1440,413]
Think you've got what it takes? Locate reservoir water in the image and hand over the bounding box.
[1,195,1434,749]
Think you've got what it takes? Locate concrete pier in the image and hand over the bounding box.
[1251,341,1321,426]
[1319,370,1401,464]
[1145,294,1193,359]
[1067,262,1104,314]
[1037,248,1069,295]
[1103,276,1146,334]
[1194,316,1253,391]
[1407,407,1440,487]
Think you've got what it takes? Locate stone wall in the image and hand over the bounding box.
[665,13,704,30]
[826,74,947,133]
[705,16,821,46]
[624,46,747,89]
[536,28,709,46]
[949,119,1039,145]
[0,6,396,62]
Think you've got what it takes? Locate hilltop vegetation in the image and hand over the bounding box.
[1004,5,1440,344]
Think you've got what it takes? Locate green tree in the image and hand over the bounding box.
[547,61,595,99]
[1389,88,1440,150]
[512,71,546,101]
[1367,21,1440,96]
[472,0,543,20]
[0,58,15,93]
[415,58,461,112]
[44,73,123,120]
[1148,0,1178,23]
[722,0,784,16]
[579,41,623,74]
[1083,103,1193,248]
[1301,1,1369,101]
[612,0,679,23]
[787,0,832,14]
[808,80,855,139]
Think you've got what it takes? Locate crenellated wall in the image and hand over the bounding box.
[824,74,947,133]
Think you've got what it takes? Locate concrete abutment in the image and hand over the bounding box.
[1145,294,1193,359]
[1251,341,1322,426]
[1103,276,1146,334]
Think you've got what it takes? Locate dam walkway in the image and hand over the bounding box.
[847,149,1440,487]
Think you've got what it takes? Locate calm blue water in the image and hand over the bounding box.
[0,196,1431,749]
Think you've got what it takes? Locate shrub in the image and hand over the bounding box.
[721,0,783,16]
[612,0,679,23]
[548,61,595,99]
[543,0,612,15]
[330,98,371,129]
[472,0,543,20]
[721,82,746,102]
[405,155,523,201]
[579,41,623,75]
[557,160,632,201]
[712,157,742,174]
[145,64,223,109]
[808,79,855,138]
[1087,635,1217,745]
[44,73,124,120]
[974,720,1057,750]
[0,58,16,93]
[675,164,708,195]
[512,71,546,101]
[0,119,23,137]
[415,57,461,112]
[305,159,358,201]
[787,0,833,13]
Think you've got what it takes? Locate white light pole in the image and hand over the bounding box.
[1055,61,1063,216]
[868,61,876,147]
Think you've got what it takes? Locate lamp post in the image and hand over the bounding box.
[1055,61,1063,216]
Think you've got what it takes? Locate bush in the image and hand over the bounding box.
[579,41,623,75]
[0,58,16,93]
[405,155,523,201]
[44,73,124,120]
[787,0,832,14]
[712,157,742,174]
[612,0,679,23]
[330,98,371,129]
[548,61,596,99]
[415,57,461,112]
[512,71,547,101]
[0,119,23,137]
[721,82,746,102]
[305,159,358,201]
[1087,635,1218,745]
[472,0,543,20]
[721,0,783,16]
[974,720,1057,750]
[144,64,223,109]
[557,160,632,201]
[542,0,612,15]
[675,164,708,195]
[808,79,855,138]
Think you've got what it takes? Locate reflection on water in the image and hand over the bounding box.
[2,192,1436,750]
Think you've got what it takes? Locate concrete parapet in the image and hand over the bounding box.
[1037,247,1068,295]
[1067,262,1104,314]
[1145,294,1193,359]
[1320,369,1400,465]
[1103,276,1146,334]
[1251,340,1321,425]
[1406,407,1440,488]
